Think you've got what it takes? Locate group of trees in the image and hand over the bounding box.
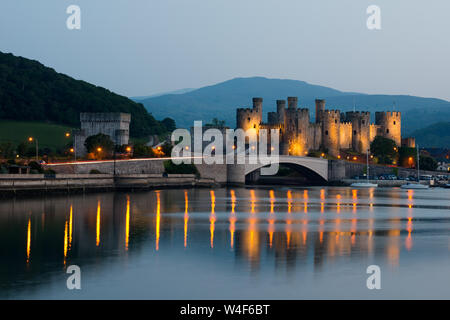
[0,52,175,138]
[370,136,438,171]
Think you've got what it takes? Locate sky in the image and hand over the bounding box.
[1,0,449,100]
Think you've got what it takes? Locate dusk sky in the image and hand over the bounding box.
[1,0,449,100]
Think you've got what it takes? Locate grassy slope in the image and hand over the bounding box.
[0,120,73,149]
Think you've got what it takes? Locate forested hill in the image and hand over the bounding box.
[0,52,171,137]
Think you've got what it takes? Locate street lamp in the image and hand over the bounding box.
[28,137,38,162]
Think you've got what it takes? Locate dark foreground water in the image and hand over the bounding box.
[0,187,449,299]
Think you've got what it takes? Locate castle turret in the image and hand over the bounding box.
[315,99,326,123]
[345,111,371,153]
[253,97,263,113]
[287,97,298,110]
[236,98,263,132]
[276,100,286,125]
[375,111,401,146]
[321,110,341,156]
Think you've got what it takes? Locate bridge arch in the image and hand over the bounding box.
[244,156,328,185]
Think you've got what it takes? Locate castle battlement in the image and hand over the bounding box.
[236,97,402,156]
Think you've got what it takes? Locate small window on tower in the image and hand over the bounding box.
[325,130,329,136]
[362,120,365,125]
[386,129,390,134]
[335,119,337,124]
[393,121,396,125]
[354,130,356,135]
[253,124,256,129]
[248,117,250,122]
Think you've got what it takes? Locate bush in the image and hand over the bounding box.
[163,160,199,176]
[28,161,44,173]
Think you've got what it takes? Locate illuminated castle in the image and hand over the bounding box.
[236,97,403,156]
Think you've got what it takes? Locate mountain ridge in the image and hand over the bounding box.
[138,77,450,134]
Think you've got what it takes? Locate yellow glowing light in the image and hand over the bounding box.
[185,146,189,150]
[28,137,33,142]
[250,189,256,214]
[26,218,31,264]
[65,133,70,137]
[69,205,73,249]
[126,147,132,152]
[70,148,74,153]
[210,190,216,248]
[269,190,275,214]
[96,200,101,247]
[156,191,161,251]
[97,147,102,152]
[125,195,130,250]
[353,156,357,161]
[184,191,189,248]
[287,190,292,214]
[229,190,236,249]
[64,220,68,264]
[321,153,325,157]
[337,155,341,159]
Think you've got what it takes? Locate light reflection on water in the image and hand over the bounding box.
[0,187,449,299]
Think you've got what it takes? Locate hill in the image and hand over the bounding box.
[410,122,450,148]
[0,120,73,150]
[0,52,171,138]
[138,77,450,133]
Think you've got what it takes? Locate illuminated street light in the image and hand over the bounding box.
[28,137,38,161]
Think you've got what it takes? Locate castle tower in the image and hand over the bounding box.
[315,99,326,123]
[276,100,286,127]
[287,97,298,110]
[346,111,371,153]
[236,97,263,132]
[321,110,341,156]
[375,111,401,146]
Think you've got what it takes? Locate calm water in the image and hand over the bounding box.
[0,187,449,299]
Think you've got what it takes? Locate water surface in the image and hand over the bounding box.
[0,187,449,299]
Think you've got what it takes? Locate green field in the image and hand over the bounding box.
[0,120,74,149]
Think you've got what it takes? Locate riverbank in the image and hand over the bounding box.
[0,174,217,198]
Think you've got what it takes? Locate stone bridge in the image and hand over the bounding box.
[47,156,334,185]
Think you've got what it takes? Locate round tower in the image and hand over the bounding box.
[346,111,371,153]
[287,97,298,110]
[321,110,341,156]
[315,99,326,123]
[375,111,401,146]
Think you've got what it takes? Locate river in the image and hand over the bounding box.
[0,186,449,299]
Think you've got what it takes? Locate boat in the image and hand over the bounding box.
[400,145,429,190]
[400,182,429,190]
[351,149,378,188]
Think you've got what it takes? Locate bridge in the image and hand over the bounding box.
[236,155,329,184]
[46,155,337,185]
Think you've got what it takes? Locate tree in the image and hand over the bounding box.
[398,147,417,168]
[161,118,176,132]
[132,143,154,158]
[370,136,397,164]
[0,142,15,159]
[419,155,438,171]
[84,134,114,158]
[206,118,226,127]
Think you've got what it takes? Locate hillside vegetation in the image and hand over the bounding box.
[411,122,450,148]
[0,120,72,150]
[0,52,172,138]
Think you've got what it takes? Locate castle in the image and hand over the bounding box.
[237,97,403,157]
[74,113,131,157]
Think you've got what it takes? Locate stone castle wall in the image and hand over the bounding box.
[236,97,405,156]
